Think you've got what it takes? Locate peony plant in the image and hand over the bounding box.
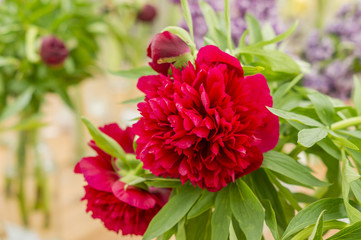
[78,0,361,239]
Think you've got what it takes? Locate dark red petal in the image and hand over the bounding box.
[78,156,118,192]
[255,111,280,152]
[99,124,135,154]
[112,181,157,210]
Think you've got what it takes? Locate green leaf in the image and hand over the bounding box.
[236,49,300,74]
[144,178,182,188]
[262,151,329,188]
[243,66,265,76]
[282,198,348,239]
[291,220,347,240]
[329,131,359,150]
[309,210,326,240]
[341,152,361,224]
[181,0,194,42]
[111,66,156,79]
[263,200,280,240]
[186,210,212,240]
[245,13,263,44]
[327,221,361,240]
[212,186,231,240]
[199,1,220,46]
[353,76,361,115]
[188,190,215,219]
[297,128,328,148]
[121,96,144,104]
[318,138,341,160]
[267,107,324,127]
[247,21,298,49]
[350,179,361,205]
[0,87,34,121]
[175,217,186,240]
[81,117,126,162]
[273,74,303,105]
[230,180,265,240]
[143,185,202,240]
[308,92,335,127]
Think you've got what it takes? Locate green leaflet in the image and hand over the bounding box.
[211,186,231,240]
[230,180,264,240]
[143,185,202,240]
[282,198,348,239]
[111,66,156,79]
[262,151,329,188]
[297,128,328,148]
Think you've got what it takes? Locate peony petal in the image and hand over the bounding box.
[99,124,135,154]
[196,45,243,76]
[112,181,157,210]
[78,156,118,192]
[255,111,280,153]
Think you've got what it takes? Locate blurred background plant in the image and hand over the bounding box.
[0,0,178,235]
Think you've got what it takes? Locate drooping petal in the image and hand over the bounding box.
[112,181,157,210]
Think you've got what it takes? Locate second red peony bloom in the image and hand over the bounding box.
[134,45,279,192]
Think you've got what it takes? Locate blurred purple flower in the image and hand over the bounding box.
[170,0,282,47]
[304,1,361,99]
[305,30,334,63]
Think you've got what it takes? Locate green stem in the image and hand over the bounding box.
[134,161,144,175]
[290,145,306,159]
[32,131,51,228]
[17,130,29,226]
[74,86,86,163]
[225,0,233,53]
[331,116,361,131]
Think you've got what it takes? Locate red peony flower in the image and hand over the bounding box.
[147,31,191,75]
[75,123,170,235]
[40,36,69,66]
[137,4,157,22]
[134,45,279,192]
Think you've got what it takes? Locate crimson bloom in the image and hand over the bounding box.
[137,4,157,22]
[147,31,191,75]
[40,36,69,66]
[75,123,170,235]
[134,45,279,192]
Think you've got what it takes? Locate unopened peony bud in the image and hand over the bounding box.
[147,31,191,75]
[137,4,157,22]
[40,36,69,67]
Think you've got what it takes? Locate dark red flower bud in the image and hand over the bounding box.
[40,36,69,67]
[147,31,191,75]
[137,4,157,22]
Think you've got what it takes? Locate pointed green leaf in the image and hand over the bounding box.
[282,198,348,239]
[262,151,329,188]
[188,190,215,219]
[143,185,202,240]
[308,92,335,127]
[212,186,231,240]
[111,66,156,79]
[309,210,326,240]
[263,200,280,240]
[230,180,265,240]
[245,13,263,44]
[353,76,361,115]
[81,117,126,161]
[0,87,34,121]
[327,221,361,240]
[267,107,324,127]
